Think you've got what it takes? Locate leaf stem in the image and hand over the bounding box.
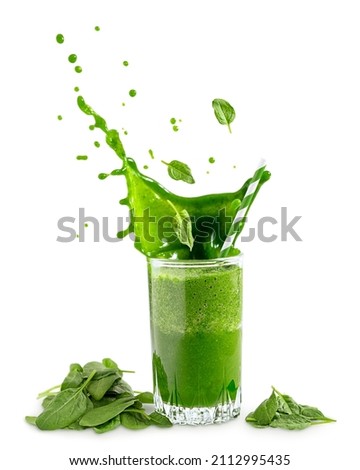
[37,384,61,399]
[227,123,232,134]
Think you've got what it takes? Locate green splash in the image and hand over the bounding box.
[172,125,179,132]
[123,61,129,66]
[76,155,88,160]
[148,149,155,159]
[170,118,176,124]
[74,87,80,92]
[57,115,63,121]
[129,89,137,97]
[75,66,82,73]
[56,34,64,44]
[68,54,77,64]
[76,96,270,259]
[94,141,100,148]
[209,157,215,164]
[95,26,100,31]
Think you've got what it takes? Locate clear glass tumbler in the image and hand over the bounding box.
[147,255,243,425]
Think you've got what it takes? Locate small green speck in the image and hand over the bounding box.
[76,234,79,238]
[76,155,88,161]
[74,86,80,92]
[123,61,129,66]
[206,171,210,174]
[98,173,109,180]
[143,165,149,170]
[209,157,215,164]
[124,131,128,135]
[94,141,100,148]
[170,118,176,124]
[122,102,126,106]
[75,65,82,73]
[89,125,95,131]
[148,149,155,159]
[179,119,182,122]
[233,165,237,169]
[129,89,137,97]
[57,115,63,121]
[56,34,64,44]
[85,223,89,227]
[172,125,179,132]
[68,54,77,63]
[95,26,100,31]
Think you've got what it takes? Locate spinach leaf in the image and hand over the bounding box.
[93,414,122,434]
[299,405,335,423]
[135,392,154,404]
[87,373,118,401]
[61,363,84,391]
[42,395,55,409]
[120,410,151,430]
[161,160,195,184]
[149,412,173,427]
[270,413,312,430]
[25,416,37,425]
[252,391,278,425]
[107,378,134,396]
[212,98,236,133]
[172,208,194,251]
[36,370,96,430]
[79,396,135,427]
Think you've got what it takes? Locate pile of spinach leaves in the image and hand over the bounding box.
[246,386,335,430]
[26,358,171,432]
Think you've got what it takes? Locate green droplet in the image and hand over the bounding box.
[170,118,176,124]
[74,86,80,92]
[209,157,215,164]
[85,223,89,227]
[111,169,123,176]
[172,125,179,132]
[124,131,128,135]
[148,149,155,159]
[89,125,95,131]
[75,66,82,73]
[76,155,88,160]
[123,61,129,66]
[143,165,149,170]
[57,115,63,121]
[68,54,77,64]
[76,234,79,238]
[98,173,109,180]
[94,141,100,148]
[122,102,126,106]
[129,89,137,97]
[95,26,100,31]
[56,34,64,44]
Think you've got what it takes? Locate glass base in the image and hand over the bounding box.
[154,391,241,425]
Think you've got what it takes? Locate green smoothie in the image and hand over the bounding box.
[148,257,242,423]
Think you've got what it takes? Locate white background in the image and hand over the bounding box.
[1,1,359,469]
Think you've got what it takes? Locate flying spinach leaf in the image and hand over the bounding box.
[161,160,195,184]
[168,201,194,251]
[36,370,96,430]
[212,98,236,133]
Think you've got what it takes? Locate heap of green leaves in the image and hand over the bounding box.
[212,98,236,133]
[246,386,335,430]
[25,358,172,432]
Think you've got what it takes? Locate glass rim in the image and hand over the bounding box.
[147,253,243,268]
